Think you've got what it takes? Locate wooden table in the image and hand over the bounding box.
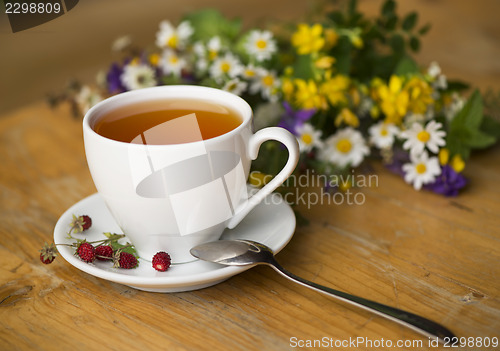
[1,104,499,351]
[2,1,500,351]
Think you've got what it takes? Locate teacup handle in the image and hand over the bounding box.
[226,127,299,229]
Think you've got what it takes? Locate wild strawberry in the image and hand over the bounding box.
[114,252,138,269]
[95,245,113,260]
[152,251,171,272]
[40,243,57,264]
[76,242,95,263]
[69,214,92,235]
[81,215,92,230]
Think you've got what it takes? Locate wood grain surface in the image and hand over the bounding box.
[1,1,500,350]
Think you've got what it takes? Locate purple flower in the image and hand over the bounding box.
[425,165,467,196]
[277,102,316,135]
[385,148,410,177]
[106,62,127,93]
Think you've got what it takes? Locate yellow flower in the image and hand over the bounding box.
[438,148,450,165]
[249,172,272,188]
[349,87,361,106]
[324,28,339,49]
[451,154,465,173]
[442,93,453,107]
[370,105,380,119]
[281,77,294,101]
[314,56,335,69]
[377,75,409,125]
[129,57,140,66]
[439,149,465,172]
[405,76,434,114]
[320,74,350,106]
[291,24,325,55]
[148,53,160,67]
[369,77,385,101]
[294,79,326,110]
[335,108,359,128]
[351,35,363,48]
[338,178,353,192]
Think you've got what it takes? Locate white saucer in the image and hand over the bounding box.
[54,192,296,292]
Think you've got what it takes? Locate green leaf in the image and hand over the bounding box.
[347,0,358,16]
[446,127,472,159]
[183,9,241,42]
[466,129,497,149]
[292,54,316,80]
[384,14,398,31]
[447,90,497,157]
[409,36,420,52]
[334,36,352,75]
[402,12,418,31]
[394,56,419,75]
[328,11,344,25]
[451,89,483,130]
[418,23,431,35]
[448,144,471,160]
[447,126,496,158]
[446,80,470,92]
[382,0,396,17]
[111,242,138,257]
[481,115,500,139]
[389,34,405,55]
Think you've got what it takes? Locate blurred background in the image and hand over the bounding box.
[1,0,500,115]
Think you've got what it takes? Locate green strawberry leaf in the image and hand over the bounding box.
[481,115,500,139]
[394,56,419,75]
[183,9,241,42]
[111,241,138,257]
[451,89,483,130]
[466,129,497,149]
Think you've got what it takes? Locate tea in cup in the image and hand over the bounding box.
[83,85,299,263]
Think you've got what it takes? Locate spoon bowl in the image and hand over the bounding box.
[191,239,456,344]
[191,239,273,266]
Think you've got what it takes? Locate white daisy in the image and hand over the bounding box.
[427,61,441,78]
[241,64,258,80]
[403,112,426,129]
[193,39,220,73]
[207,36,222,60]
[159,50,186,77]
[401,120,446,155]
[222,78,248,96]
[368,122,399,149]
[244,30,277,62]
[75,86,102,114]
[428,61,447,90]
[155,20,193,49]
[319,127,370,168]
[209,53,243,82]
[253,102,283,130]
[443,92,465,121]
[111,35,132,52]
[120,63,156,90]
[295,123,323,152]
[402,151,441,190]
[193,43,208,72]
[357,96,373,116]
[193,41,205,57]
[250,68,280,102]
[195,57,209,73]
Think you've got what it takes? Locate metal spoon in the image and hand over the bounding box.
[190,239,455,343]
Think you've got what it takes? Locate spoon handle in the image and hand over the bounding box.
[268,260,455,343]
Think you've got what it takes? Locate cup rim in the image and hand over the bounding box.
[82,85,253,148]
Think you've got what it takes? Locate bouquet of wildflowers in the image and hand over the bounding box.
[50,0,500,197]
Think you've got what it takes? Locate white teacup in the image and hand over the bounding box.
[83,85,299,263]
